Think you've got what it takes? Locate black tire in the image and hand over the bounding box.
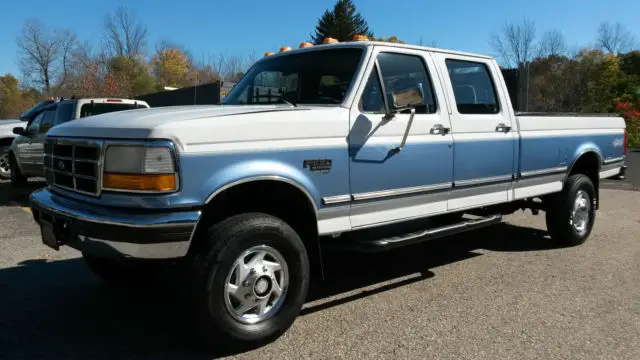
[545,174,596,246]
[9,152,27,187]
[0,146,11,180]
[82,253,165,288]
[189,213,310,348]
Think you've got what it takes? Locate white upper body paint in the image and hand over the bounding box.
[48,105,351,153]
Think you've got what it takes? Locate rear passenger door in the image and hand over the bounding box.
[431,54,517,210]
[348,46,453,228]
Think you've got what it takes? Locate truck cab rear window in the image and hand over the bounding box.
[80,103,145,118]
[445,59,499,114]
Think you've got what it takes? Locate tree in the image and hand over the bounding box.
[106,56,155,97]
[0,74,23,119]
[374,35,405,44]
[311,0,372,44]
[596,21,635,54]
[16,20,77,96]
[490,18,537,68]
[151,46,192,89]
[417,37,439,47]
[619,51,640,77]
[537,29,567,58]
[103,5,148,60]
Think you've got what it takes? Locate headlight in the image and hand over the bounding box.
[103,145,178,192]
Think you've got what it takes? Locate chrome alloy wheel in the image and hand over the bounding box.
[571,190,591,236]
[224,245,289,324]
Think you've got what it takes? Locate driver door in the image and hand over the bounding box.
[348,47,453,228]
[15,111,43,175]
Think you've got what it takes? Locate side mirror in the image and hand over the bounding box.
[388,86,425,154]
[12,127,24,136]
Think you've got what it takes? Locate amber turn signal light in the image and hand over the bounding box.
[103,173,177,192]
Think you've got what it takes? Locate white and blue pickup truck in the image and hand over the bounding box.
[28,40,628,346]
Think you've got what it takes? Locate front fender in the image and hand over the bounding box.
[199,159,322,208]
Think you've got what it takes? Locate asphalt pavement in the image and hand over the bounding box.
[0,155,638,359]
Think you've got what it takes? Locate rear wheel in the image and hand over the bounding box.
[0,146,11,180]
[9,153,27,187]
[545,174,596,246]
[189,213,309,348]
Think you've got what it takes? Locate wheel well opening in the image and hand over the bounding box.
[568,151,600,205]
[0,137,14,148]
[190,180,319,257]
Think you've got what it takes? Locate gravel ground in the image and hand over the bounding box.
[0,175,638,359]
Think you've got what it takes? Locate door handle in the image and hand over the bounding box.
[495,123,511,133]
[430,124,450,135]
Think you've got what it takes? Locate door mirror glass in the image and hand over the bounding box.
[391,86,425,111]
[12,127,24,136]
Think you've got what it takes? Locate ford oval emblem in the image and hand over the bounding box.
[57,161,66,170]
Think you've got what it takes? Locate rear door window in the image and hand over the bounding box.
[445,59,500,114]
[79,102,147,118]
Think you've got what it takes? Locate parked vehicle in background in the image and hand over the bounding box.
[9,97,149,186]
[1,99,64,179]
[28,39,627,347]
[0,119,26,179]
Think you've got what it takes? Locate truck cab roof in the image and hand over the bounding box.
[260,40,492,62]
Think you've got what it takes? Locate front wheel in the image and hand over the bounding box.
[545,174,596,246]
[189,213,310,348]
[0,146,12,180]
[9,152,27,187]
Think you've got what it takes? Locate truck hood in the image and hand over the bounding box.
[47,105,349,152]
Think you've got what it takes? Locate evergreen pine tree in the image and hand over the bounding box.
[311,0,372,44]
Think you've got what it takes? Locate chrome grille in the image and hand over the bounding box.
[44,138,103,196]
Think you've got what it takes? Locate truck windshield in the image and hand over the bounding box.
[223,47,363,106]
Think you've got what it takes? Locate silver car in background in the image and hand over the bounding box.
[9,97,149,186]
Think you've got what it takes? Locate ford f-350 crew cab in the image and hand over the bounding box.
[28,40,628,347]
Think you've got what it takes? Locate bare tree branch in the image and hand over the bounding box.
[16,20,77,96]
[537,29,567,58]
[596,21,635,54]
[103,5,148,59]
[53,29,78,93]
[490,18,537,68]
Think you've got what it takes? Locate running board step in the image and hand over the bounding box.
[335,214,502,252]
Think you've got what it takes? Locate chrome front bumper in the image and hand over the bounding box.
[29,188,201,259]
